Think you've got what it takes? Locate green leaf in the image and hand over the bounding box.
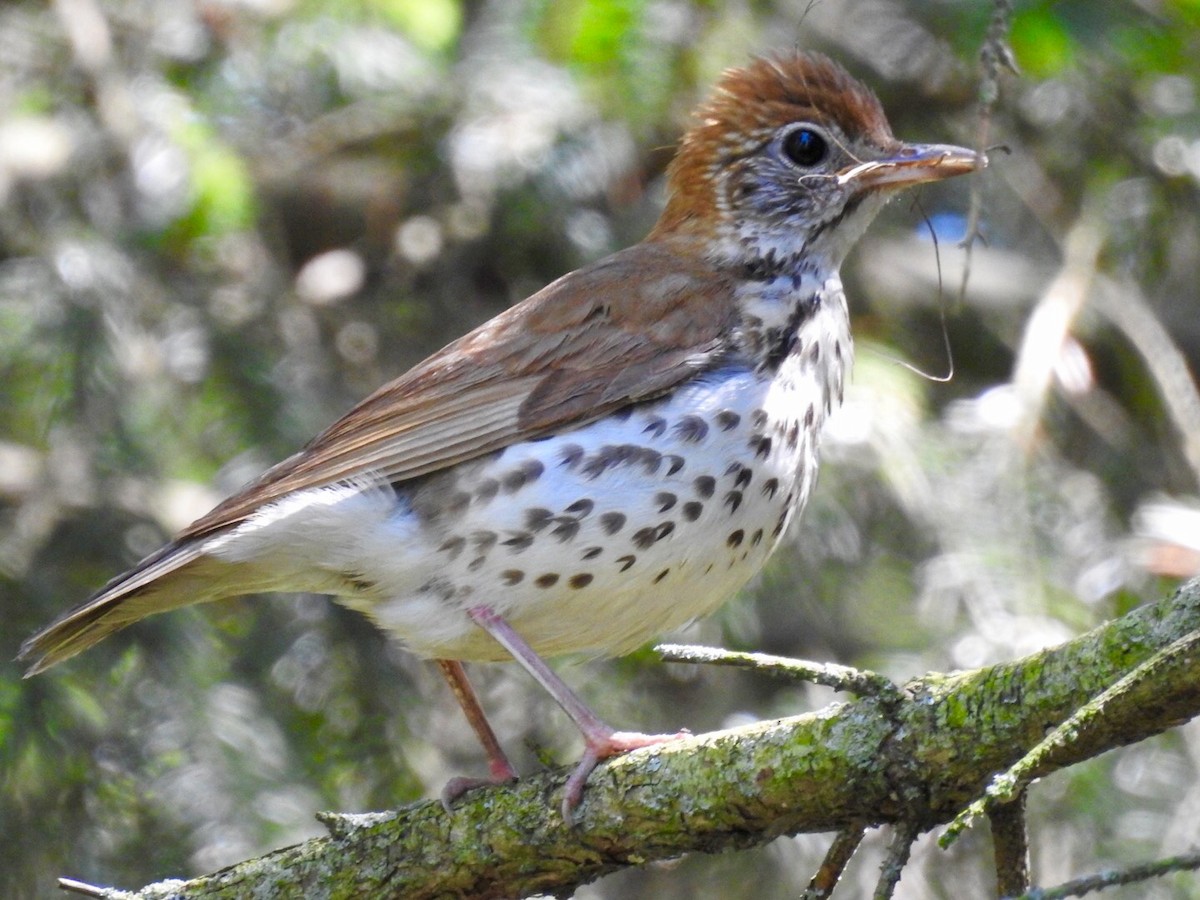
[179,124,257,238]
[1010,7,1076,78]
[372,0,462,53]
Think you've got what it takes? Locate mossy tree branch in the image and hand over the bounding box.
[65,579,1200,900]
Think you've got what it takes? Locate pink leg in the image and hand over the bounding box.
[467,605,688,823]
[435,658,519,811]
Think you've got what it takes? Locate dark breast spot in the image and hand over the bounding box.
[503,460,545,493]
[655,491,677,512]
[439,536,466,559]
[475,479,500,503]
[565,498,595,517]
[642,416,667,438]
[631,527,656,550]
[631,521,674,550]
[653,568,670,584]
[501,569,524,585]
[727,462,752,489]
[600,512,626,535]
[674,415,710,443]
[569,573,594,589]
[682,501,703,522]
[525,508,554,532]
[638,448,663,475]
[535,573,560,588]
[749,434,772,459]
[727,529,745,548]
[583,444,649,479]
[418,577,455,601]
[444,492,471,518]
[581,451,611,479]
[772,509,789,538]
[502,532,533,553]
[693,475,716,499]
[551,517,580,542]
[468,532,496,554]
[715,410,741,431]
[616,555,636,572]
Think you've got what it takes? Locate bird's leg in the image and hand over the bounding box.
[435,658,519,810]
[467,604,689,823]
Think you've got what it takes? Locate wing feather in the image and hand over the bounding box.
[19,237,739,674]
[179,238,738,540]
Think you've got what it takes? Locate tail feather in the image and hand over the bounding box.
[19,542,242,676]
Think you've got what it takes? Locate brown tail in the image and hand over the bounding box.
[19,542,243,676]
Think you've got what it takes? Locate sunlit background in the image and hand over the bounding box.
[3,0,1200,897]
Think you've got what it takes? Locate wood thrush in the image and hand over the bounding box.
[20,52,982,821]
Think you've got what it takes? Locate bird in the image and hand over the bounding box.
[20,51,983,821]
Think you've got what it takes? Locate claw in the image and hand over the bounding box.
[560,728,691,825]
[441,769,519,815]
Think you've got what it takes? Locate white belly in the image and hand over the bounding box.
[205,353,836,661]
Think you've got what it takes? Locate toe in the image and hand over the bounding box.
[440,771,518,814]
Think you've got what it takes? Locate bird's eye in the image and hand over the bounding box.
[782,127,829,168]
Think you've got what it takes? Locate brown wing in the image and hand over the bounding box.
[178,238,739,541]
[19,236,738,675]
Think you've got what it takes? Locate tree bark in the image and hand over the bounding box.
[67,579,1200,900]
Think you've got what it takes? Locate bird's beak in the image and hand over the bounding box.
[836,142,985,191]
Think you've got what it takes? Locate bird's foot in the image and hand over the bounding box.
[440,757,520,813]
[561,727,691,825]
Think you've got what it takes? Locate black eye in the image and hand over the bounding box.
[782,127,828,168]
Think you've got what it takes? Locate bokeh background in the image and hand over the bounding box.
[3,0,1200,897]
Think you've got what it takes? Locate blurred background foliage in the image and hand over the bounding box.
[2,0,1200,897]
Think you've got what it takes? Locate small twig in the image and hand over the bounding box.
[874,822,919,900]
[1008,849,1200,899]
[57,878,137,898]
[989,790,1030,898]
[655,643,901,701]
[960,0,1017,300]
[942,627,1200,846]
[57,880,107,898]
[803,824,867,899]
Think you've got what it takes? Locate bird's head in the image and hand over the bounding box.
[650,53,984,270]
